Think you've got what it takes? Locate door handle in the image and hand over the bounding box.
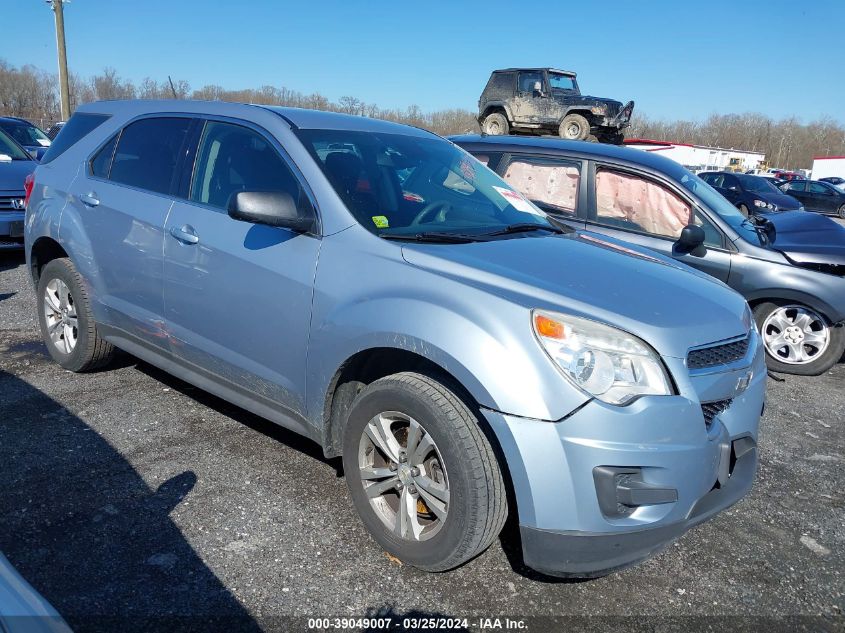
[170,225,199,245]
[79,192,99,207]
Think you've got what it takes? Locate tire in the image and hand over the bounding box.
[738,204,750,217]
[481,112,509,136]
[585,134,599,143]
[753,301,844,376]
[838,204,845,219]
[558,114,590,141]
[342,372,507,572]
[37,258,115,372]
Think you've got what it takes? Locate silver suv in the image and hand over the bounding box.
[25,100,766,577]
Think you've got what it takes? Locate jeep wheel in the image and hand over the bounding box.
[342,372,507,571]
[559,114,590,141]
[482,113,509,136]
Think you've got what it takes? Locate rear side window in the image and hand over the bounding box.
[90,134,118,178]
[190,121,301,210]
[40,113,109,164]
[110,118,191,195]
[501,156,580,215]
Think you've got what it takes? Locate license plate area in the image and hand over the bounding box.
[9,221,24,237]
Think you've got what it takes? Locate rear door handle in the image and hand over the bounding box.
[79,192,99,207]
[170,225,199,245]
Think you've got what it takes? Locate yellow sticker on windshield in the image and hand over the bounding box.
[372,215,390,228]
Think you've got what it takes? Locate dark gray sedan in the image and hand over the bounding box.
[453,135,845,375]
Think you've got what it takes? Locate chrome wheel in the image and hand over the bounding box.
[43,278,78,354]
[564,123,581,139]
[761,305,830,365]
[358,411,449,542]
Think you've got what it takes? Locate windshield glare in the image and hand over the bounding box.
[2,121,49,146]
[678,170,764,245]
[0,129,30,160]
[549,73,577,91]
[737,174,780,195]
[296,129,553,237]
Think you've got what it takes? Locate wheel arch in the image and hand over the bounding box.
[746,291,844,326]
[29,236,68,286]
[479,103,512,124]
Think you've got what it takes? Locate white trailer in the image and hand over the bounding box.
[624,139,766,174]
[810,156,845,180]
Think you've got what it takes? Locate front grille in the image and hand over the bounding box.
[688,336,749,370]
[0,195,26,212]
[701,399,733,429]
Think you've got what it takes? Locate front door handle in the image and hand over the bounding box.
[170,225,199,245]
[79,192,99,207]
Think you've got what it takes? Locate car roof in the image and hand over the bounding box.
[74,100,436,137]
[0,116,34,125]
[450,134,691,177]
[492,68,576,76]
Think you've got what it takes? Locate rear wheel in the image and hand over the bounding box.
[342,372,507,571]
[558,114,590,141]
[37,258,115,372]
[754,301,844,375]
[481,112,509,136]
[838,204,845,219]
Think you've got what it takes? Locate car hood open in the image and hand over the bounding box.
[401,232,749,359]
[765,211,845,266]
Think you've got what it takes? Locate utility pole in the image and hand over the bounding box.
[50,0,71,120]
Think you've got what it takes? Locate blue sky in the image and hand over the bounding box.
[2,0,842,122]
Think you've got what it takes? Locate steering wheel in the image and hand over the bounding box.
[410,201,452,227]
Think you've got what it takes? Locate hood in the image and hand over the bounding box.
[554,94,623,109]
[760,191,802,210]
[766,211,845,265]
[0,159,36,193]
[401,232,749,359]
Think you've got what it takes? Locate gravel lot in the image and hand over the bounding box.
[1,248,843,633]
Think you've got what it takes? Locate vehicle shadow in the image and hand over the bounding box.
[0,250,25,274]
[0,368,262,632]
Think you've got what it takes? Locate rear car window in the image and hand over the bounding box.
[39,113,109,164]
[501,157,580,215]
[109,117,191,195]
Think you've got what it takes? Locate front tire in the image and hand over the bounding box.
[838,204,845,219]
[739,204,750,217]
[753,301,844,375]
[481,112,509,136]
[342,372,507,572]
[558,114,590,141]
[37,258,115,372]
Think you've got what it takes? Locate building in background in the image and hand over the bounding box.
[810,156,845,181]
[623,138,766,174]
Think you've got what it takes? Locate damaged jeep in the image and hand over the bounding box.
[478,68,634,144]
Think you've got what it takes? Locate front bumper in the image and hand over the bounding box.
[0,210,25,249]
[482,338,766,577]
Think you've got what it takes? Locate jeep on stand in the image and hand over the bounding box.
[478,68,634,144]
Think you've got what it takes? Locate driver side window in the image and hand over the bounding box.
[594,169,691,239]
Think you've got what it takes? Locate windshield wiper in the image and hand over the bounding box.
[479,223,564,237]
[379,231,482,243]
[741,215,775,244]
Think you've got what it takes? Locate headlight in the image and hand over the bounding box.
[590,105,608,115]
[753,199,773,209]
[532,310,673,405]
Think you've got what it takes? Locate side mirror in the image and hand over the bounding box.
[674,224,707,257]
[228,191,315,233]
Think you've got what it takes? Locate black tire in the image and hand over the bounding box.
[342,372,507,572]
[738,204,750,217]
[838,204,845,219]
[481,112,509,136]
[753,301,844,376]
[37,258,115,372]
[558,114,590,141]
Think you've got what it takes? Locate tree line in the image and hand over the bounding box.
[2,59,844,169]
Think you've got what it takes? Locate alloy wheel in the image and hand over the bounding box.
[358,411,450,542]
[43,278,78,354]
[761,305,830,365]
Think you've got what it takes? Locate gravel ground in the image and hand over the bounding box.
[0,249,843,633]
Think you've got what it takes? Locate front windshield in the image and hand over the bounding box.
[0,129,31,160]
[548,73,577,91]
[737,174,780,195]
[1,121,49,147]
[678,169,765,245]
[295,129,555,237]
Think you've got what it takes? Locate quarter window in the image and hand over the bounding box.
[501,157,580,215]
[190,121,301,210]
[595,169,691,239]
[90,134,118,179]
[110,117,191,195]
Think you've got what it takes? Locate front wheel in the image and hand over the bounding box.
[754,302,844,375]
[558,114,590,141]
[738,204,750,217]
[342,372,507,571]
[838,204,845,219]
